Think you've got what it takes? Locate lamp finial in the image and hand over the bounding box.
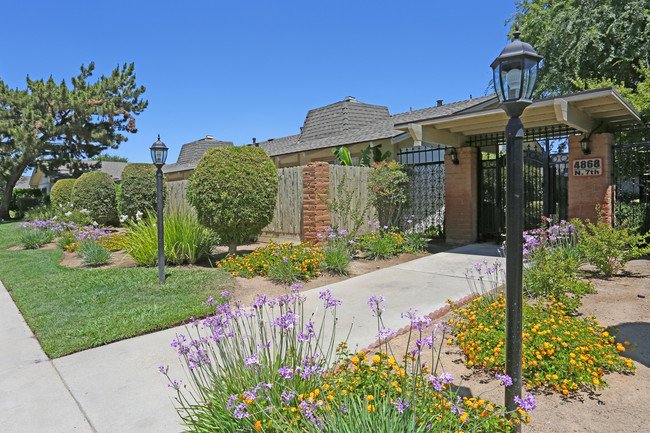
[513,24,521,40]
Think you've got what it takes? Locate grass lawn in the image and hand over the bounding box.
[0,221,234,358]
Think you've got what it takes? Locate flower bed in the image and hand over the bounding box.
[161,289,533,432]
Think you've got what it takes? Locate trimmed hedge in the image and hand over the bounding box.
[11,188,45,218]
[72,172,118,225]
[118,163,163,220]
[187,146,278,254]
[50,179,76,209]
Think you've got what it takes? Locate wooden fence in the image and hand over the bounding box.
[259,166,303,241]
[327,165,376,234]
[165,165,376,242]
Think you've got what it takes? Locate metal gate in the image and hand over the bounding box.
[398,145,445,232]
[614,127,650,232]
[478,139,569,240]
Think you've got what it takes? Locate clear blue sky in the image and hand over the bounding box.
[3,0,518,169]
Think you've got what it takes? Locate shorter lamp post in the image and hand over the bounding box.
[150,135,168,284]
[490,26,542,428]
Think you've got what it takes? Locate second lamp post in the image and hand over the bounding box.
[490,26,542,427]
[150,135,168,284]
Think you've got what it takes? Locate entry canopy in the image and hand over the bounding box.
[399,87,643,148]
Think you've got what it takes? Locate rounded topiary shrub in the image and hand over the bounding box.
[187,146,278,254]
[71,172,118,225]
[50,179,76,209]
[118,163,164,220]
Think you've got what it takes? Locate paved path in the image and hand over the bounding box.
[0,243,500,433]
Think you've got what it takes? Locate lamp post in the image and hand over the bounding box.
[150,135,168,284]
[490,26,542,427]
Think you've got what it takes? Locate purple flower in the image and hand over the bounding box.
[376,327,397,341]
[233,403,249,419]
[244,353,260,369]
[278,366,294,379]
[273,311,299,330]
[514,393,537,411]
[158,365,168,374]
[368,295,386,317]
[319,289,342,309]
[410,315,432,331]
[391,398,410,413]
[496,372,513,387]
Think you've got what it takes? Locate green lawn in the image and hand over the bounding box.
[0,221,234,358]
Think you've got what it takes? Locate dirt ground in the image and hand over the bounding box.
[375,259,650,433]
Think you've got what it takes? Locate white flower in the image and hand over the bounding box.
[119,214,128,223]
[65,211,72,217]
[92,221,98,226]
[135,210,143,221]
[81,209,89,214]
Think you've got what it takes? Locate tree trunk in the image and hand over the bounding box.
[228,241,238,256]
[0,162,32,220]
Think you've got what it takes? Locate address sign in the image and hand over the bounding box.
[572,158,603,177]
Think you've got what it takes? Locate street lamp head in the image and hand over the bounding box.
[491,26,543,117]
[150,134,168,168]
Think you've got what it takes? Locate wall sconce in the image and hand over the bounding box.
[580,136,591,155]
[449,147,459,165]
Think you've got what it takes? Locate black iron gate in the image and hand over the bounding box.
[614,127,650,232]
[398,145,445,232]
[478,140,569,240]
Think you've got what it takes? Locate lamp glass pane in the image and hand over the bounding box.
[493,65,505,102]
[155,150,163,164]
[524,63,538,99]
[161,149,168,164]
[506,67,522,100]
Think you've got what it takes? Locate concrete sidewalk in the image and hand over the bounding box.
[0,243,500,433]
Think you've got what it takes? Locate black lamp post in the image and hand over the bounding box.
[150,135,168,284]
[491,26,542,426]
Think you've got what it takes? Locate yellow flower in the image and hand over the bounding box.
[372,355,381,365]
[366,394,374,401]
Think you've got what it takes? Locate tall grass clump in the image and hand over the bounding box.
[161,290,533,432]
[76,239,112,267]
[126,207,217,266]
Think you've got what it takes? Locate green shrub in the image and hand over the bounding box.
[17,229,56,249]
[321,246,352,275]
[10,188,45,218]
[368,161,411,227]
[615,201,650,234]
[76,240,112,267]
[71,172,118,225]
[118,163,163,220]
[357,223,422,260]
[187,147,278,254]
[573,217,650,276]
[126,207,216,266]
[24,205,57,222]
[50,179,76,209]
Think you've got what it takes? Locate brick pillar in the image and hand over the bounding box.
[302,162,331,243]
[445,146,478,244]
[568,133,615,224]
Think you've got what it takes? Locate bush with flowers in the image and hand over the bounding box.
[161,289,534,432]
[356,219,425,260]
[449,295,636,395]
[217,241,323,282]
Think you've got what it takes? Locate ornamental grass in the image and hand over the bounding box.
[449,295,635,395]
[161,290,533,432]
[217,241,323,281]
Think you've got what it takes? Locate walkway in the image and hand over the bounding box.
[0,243,500,433]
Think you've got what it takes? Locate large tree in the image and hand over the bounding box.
[512,0,650,97]
[0,62,147,219]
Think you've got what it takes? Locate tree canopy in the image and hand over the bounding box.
[512,0,650,98]
[0,62,147,218]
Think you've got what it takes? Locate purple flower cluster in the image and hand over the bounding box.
[391,398,410,413]
[368,295,385,317]
[514,393,537,411]
[496,372,513,387]
[319,289,342,309]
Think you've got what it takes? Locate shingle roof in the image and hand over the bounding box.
[15,176,31,189]
[299,96,390,141]
[257,95,496,157]
[175,136,233,165]
[49,161,128,182]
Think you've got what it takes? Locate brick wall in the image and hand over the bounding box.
[568,133,615,224]
[445,147,478,244]
[302,162,331,243]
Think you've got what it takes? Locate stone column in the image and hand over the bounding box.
[445,146,478,244]
[302,162,331,243]
[568,133,615,224]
